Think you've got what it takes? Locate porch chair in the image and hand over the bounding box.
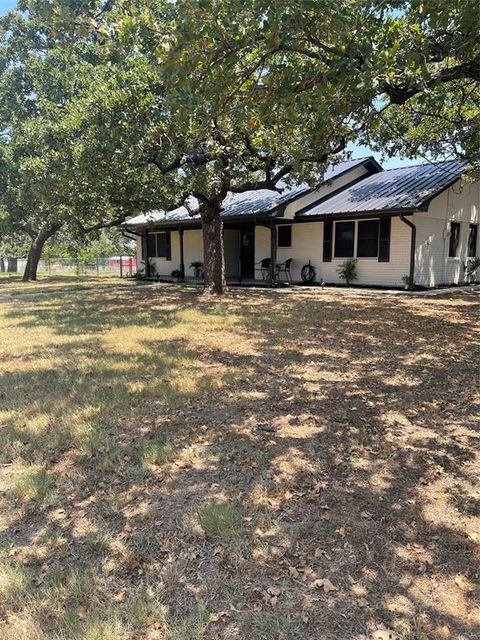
[254,257,271,280]
[275,258,293,282]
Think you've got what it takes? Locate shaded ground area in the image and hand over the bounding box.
[0,285,478,640]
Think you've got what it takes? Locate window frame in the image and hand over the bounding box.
[357,219,380,258]
[146,231,172,259]
[277,225,292,248]
[334,221,355,258]
[468,223,478,258]
[448,222,461,258]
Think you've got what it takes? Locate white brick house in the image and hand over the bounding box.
[125,157,479,288]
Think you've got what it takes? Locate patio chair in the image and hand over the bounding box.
[254,257,271,280]
[276,258,293,282]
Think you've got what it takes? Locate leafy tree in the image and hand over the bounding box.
[100,0,478,293]
[75,0,375,293]
[0,1,164,281]
[200,0,479,166]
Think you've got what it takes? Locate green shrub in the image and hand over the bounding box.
[337,258,358,286]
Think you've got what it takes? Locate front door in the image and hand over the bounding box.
[240,226,255,278]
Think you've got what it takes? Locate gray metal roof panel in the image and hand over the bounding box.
[298,159,466,218]
[125,157,374,227]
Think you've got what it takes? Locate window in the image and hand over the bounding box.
[449,222,460,257]
[468,223,478,257]
[278,225,292,248]
[146,231,171,259]
[357,220,379,257]
[334,221,355,258]
[147,232,156,258]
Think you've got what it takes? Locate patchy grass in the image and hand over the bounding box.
[0,283,479,640]
[10,465,52,502]
[197,502,244,540]
[0,273,140,297]
[137,436,176,467]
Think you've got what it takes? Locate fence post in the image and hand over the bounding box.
[96,257,99,276]
[129,257,132,276]
[119,256,123,278]
[48,259,51,275]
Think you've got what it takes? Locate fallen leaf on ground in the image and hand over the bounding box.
[312,578,337,593]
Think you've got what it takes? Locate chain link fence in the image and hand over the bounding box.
[0,256,137,277]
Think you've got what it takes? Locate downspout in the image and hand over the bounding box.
[400,215,416,286]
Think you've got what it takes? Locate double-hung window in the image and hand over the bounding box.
[147,231,172,260]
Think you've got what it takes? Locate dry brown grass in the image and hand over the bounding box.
[0,282,479,639]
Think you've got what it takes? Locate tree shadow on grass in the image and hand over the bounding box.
[0,287,479,639]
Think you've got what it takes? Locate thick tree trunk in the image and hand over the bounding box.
[0,257,5,273]
[7,257,17,273]
[22,226,59,282]
[202,209,226,294]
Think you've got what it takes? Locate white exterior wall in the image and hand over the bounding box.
[136,230,203,277]
[413,179,480,287]
[282,165,370,219]
[255,218,411,287]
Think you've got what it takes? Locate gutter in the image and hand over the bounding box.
[400,215,417,286]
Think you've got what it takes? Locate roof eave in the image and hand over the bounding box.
[297,207,418,221]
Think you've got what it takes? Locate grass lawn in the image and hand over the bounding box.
[0,273,137,297]
[0,283,479,640]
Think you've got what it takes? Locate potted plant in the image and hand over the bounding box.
[337,258,358,286]
[171,269,183,283]
[189,261,203,278]
[401,274,414,290]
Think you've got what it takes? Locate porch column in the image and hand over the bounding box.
[179,227,185,279]
[269,224,277,285]
[143,230,151,278]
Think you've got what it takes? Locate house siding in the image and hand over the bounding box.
[256,218,411,286]
[281,165,370,219]
[133,177,479,288]
[413,179,480,287]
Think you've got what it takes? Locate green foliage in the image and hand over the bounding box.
[465,256,480,278]
[189,261,203,277]
[337,258,358,286]
[137,437,175,466]
[197,502,243,540]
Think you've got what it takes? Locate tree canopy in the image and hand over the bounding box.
[0,0,477,288]
[0,0,165,280]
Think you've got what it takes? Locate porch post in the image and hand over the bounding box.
[270,224,277,285]
[179,227,185,279]
[143,230,151,278]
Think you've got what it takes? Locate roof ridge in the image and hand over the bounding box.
[381,158,463,172]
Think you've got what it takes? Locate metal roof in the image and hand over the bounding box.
[298,159,466,218]
[125,157,376,227]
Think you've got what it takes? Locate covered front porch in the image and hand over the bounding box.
[135,219,296,286]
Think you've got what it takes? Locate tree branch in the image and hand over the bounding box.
[384,55,480,105]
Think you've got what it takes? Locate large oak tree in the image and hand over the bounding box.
[0,1,165,281]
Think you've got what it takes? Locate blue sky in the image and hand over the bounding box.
[0,0,414,169]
